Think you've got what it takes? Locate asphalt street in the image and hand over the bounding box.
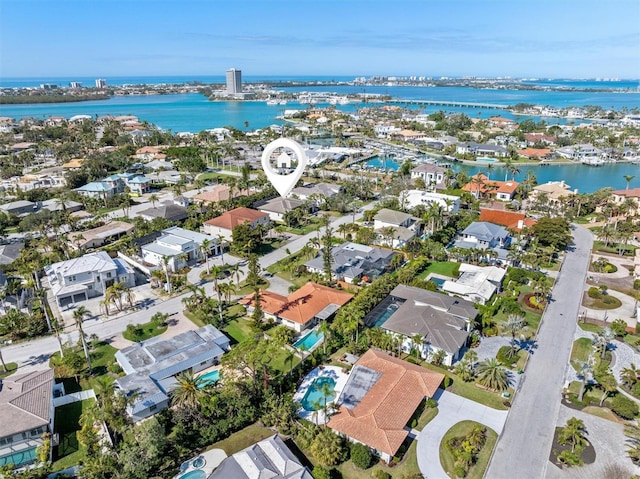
[486,226,594,478]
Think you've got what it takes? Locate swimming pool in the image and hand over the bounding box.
[178,470,206,479]
[373,303,399,327]
[197,370,220,389]
[301,377,336,411]
[429,277,446,288]
[293,329,324,351]
[476,157,498,163]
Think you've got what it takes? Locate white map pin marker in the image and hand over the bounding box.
[261,138,307,197]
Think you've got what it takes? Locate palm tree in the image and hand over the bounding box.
[73,306,93,373]
[621,363,639,389]
[502,314,526,359]
[624,175,636,190]
[201,238,212,275]
[592,328,614,359]
[217,235,226,263]
[170,371,204,409]
[209,265,225,325]
[318,320,331,355]
[149,193,159,208]
[476,358,510,392]
[624,423,640,465]
[576,355,595,402]
[558,417,587,453]
[0,346,7,373]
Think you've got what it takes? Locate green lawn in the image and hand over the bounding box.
[418,362,509,410]
[583,293,623,310]
[416,407,439,430]
[439,421,498,479]
[579,322,604,334]
[206,423,274,455]
[593,241,636,256]
[0,363,18,379]
[184,310,205,327]
[418,261,460,279]
[122,321,168,342]
[270,347,301,374]
[52,398,95,471]
[335,438,422,478]
[236,279,270,296]
[223,318,255,344]
[570,338,593,372]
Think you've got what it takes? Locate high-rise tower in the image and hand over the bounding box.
[225,68,242,95]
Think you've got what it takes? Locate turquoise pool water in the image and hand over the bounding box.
[476,157,498,163]
[301,377,337,411]
[0,447,36,467]
[373,303,399,327]
[428,277,446,288]
[197,370,220,388]
[178,470,206,479]
[293,330,324,351]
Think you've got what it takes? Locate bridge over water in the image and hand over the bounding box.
[391,99,505,109]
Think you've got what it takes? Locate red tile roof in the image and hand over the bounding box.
[328,349,444,458]
[240,282,353,325]
[462,174,519,196]
[612,188,640,199]
[517,148,552,158]
[479,208,537,231]
[204,207,269,230]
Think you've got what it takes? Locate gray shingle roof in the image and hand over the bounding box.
[0,369,54,438]
[460,222,509,242]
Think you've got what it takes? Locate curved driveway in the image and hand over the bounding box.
[486,226,593,478]
[417,390,507,479]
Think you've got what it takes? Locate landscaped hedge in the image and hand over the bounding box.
[587,287,602,299]
[611,394,639,419]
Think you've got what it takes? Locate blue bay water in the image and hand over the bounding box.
[1,76,639,193]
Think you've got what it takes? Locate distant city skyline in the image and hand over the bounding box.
[1,0,639,79]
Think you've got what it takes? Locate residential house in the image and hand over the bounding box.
[401,190,460,213]
[462,174,519,201]
[456,142,508,157]
[305,242,400,284]
[208,434,313,479]
[390,129,427,143]
[203,207,270,240]
[441,263,506,305]
[115,325,230,421]
[556,143,602,160]
[193,184,247,205]
[516,148,552,160]
[0,242,24,268]
[290,182,343,202]
[0,200,38,217]
[138,201,188,223]
[67,221,135,250]
[141,226,220,272]
[373,208,421,248]
[77,173,151,198]
[39,199,83,214]
[255,197,310,223]
[135,146,166,161]
[479,208,537,232]
[44,251,135,307]
[611,188,640,216]
[0,369,55,468]
[524,133,557,146]
[529,181,577,214]
[488,116,515,129]
[368,284,477,365]
[328,349,444,463]
[454,221,511,261]
[410,164,447,190]
[240,282,353,333]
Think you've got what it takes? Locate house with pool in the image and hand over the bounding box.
[239,282,353,333]
[114,325,230,421]
[365,285,478,365]
[327,349,444,463]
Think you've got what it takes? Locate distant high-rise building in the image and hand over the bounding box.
[95,78,107,88]
[69,82,82,89]
[226,68,242,95]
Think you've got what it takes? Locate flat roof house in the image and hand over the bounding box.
[141,226,221,273]
[208,434,313,479]
[328,349,444,463]
[115,325,230,422]
[67,220,134,250]
[0,369,54,469]
[401,190,460,213]
[45,251,135,307]
[239,282,353,333]
[368,284,477,365]
[441,263,506,305]
[305,242,401,284]
[203,207,271,240]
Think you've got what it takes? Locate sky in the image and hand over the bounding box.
[1,0,639,79]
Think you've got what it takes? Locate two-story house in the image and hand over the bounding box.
[453,221,511,262]
[0,369,54,469]
[44,252,136,307]
[373,208,421,248]
[410,164,447,190]
[140,227,220,272]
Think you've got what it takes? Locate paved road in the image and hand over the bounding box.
[416,390,508,479]
[2,201,377,369]
[486,226,593,479]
